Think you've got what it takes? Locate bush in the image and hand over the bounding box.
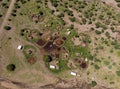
[6,64,16,71]
[4,26,11,30]
[90,27,95,31]
[82,18,87,24]
[95,22,102,28]
[94,64,100,70]
[117,3,120,7]
[57,13,64,18]
[67,10,73,16]
[69,17,76,22]
[43,55,52,62]
[0,14,2,17]
[105,32,110,38]
[91,81,97,87]
[115,0,120,2]
[99,15,104,20]
[104,61,110,65]
[39,11,44,16]
[95,30,101,34]
[116,70,120,76]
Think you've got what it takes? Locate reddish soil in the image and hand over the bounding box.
[74,58,83,64]
[44,41,57,52]
[37,39,46,46]
[27,57,36,64]
[80,62,88,69]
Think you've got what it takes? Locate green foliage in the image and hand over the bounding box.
[67,10,73,16]
[82,18,87,24]
[117,3,120,7]
[4,26,11,30]
[6,64,16,71]
[94,64,100,70]
[90,27,95,31]
[91,81,97,87]
[20,0,27,4]
[23,45,36,59]
[116,70,120,76]
[105,32,110,38]
[115,0,120,2]
[95,22,102,28]
[111,41,120,49]
[69,17,76,22]
[104,61,110,65]
[43,55,52,62]
[57,13,64,18]
[0,14,2,17]
[117,51,120,57]
[95,30,101,34]
[99,15,104,20]
[58,60,69,70]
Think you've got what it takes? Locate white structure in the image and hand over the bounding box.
[85,58,88,62]
[50,65,55,69]
[17,45,23,50]
[70,71,77,76]
[67,31,71,35]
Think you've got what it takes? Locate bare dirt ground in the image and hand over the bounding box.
[0,0,119,89]
[0,0,16,35]
[0,77,114,89]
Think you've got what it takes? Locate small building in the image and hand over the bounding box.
[85,58,88,62]
[17,45,23,50]
[66,31,71,35]
[70,71,77,76]
[50,65,56,69]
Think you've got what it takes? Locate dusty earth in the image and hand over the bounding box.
[0,0,119,89]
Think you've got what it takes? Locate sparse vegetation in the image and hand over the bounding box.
[6,64,16,71]
[1,0,120,88]
[91,81,97,87]
[4,25,11,30]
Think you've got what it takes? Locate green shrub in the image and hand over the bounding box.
[67,10,73,16]
[116,70,120,76]
[99,15,104,20]
[90,27,94,31]
[95,22,102,28]
[43,55,52,62]
[95,30,101,34]
[117,3,120,7]
[0,14,2,17]
[115,0,120,2]
[104,61,110,65]
[57,13,64,18]
[6,64,16,71]
[4,26,11,30]
[82,18,87,24]
[69,17,76,22]
[91,81,97,87]
[94,64,100,70]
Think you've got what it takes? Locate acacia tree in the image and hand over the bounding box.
[6,64,16,71]
[4,26,11,30]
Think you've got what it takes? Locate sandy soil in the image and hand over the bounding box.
[0,0,119,89]
[0,0,16,35]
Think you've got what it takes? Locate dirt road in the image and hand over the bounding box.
[0,0,16,35]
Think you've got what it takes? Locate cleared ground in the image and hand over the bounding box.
[0,0,120,89]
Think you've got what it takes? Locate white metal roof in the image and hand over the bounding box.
[70,71,77,76]
[50,65,55,69]
[17,45,23,50]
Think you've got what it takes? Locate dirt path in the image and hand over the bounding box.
[0,0,16,35]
